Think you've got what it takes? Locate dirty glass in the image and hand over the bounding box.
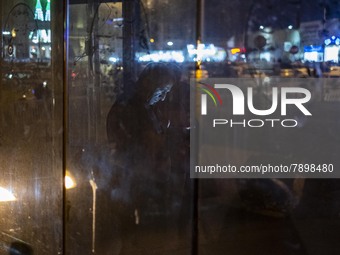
[1,0,340,254]
[66,0,340,254]
[65,0,195,254]
[0,0,63,254]
[197,0,340,255]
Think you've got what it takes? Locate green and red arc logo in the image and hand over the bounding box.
[197,82,223,107]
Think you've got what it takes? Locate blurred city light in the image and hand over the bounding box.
[187,44,226,62]
[0,187,16,202]
[109,57,118,63]
[137,50,185,63]
[11,28,16,38]
[231,48,241,54]
[324,46,339,62]
[65,171,76,190]
[324,36,340,46]
[325,38,332,45]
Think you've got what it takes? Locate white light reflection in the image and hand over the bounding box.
[0,187,16,202]
[109,57,118,63]
[89,179,98,253]
[65,171,76,189]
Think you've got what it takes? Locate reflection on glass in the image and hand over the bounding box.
[1,0,63,254]
[0,187,16,202]
[1,0,339,253]
[65,171,77,190]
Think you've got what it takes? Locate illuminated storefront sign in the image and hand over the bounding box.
[303,45,323,62]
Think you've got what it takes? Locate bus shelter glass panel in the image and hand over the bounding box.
[0,0,63,254]
[195,1,340,255]
[66,0,195,254]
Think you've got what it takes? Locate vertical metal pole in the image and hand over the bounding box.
[87,0,99,145]
[122,0,137,101]
[193,1,204,254]
[244,1,255,62]
[322,0,327,63]
[0,1,3,130]
[62,0,69,253]
[0,2,3,60]
[195,0,204,73]
[93,2,101,144]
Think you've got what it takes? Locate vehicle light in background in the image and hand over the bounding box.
[65,171,76,189]
[231,48,241,54]
[0,187,16,202]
